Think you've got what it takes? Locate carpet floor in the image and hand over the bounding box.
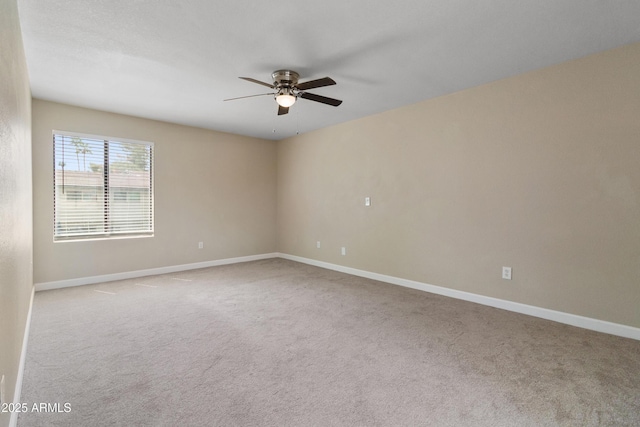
[18,259,640,426]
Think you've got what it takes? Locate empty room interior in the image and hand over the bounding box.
[2,0,640,426]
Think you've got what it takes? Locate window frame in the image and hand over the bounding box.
[52,130,155,242]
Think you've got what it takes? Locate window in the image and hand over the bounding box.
[53,131,154,241]
[113,191,127,202]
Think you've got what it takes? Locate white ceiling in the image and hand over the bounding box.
[17,0,640,141]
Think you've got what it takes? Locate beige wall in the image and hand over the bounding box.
[0,0,33,425]
[277,43,640,328]
[32,100,277,283]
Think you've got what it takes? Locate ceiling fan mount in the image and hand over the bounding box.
[224,70,342,115]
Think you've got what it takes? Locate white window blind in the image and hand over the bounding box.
[53,131,154,241]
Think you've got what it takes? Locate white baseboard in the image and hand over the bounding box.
[32,251,640,341]
[10,286,35,427]
[277,253,640,341]
[35,253,279,292]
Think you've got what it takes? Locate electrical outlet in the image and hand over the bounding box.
[316,241,321,249]
[198,242,203,249]
[341,247,346,256]
[502,266,512,280]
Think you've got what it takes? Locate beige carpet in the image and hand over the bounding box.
[18,259,640,426]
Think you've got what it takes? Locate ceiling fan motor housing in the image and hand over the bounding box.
[272,70,300,89]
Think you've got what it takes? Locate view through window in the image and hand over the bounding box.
[53,131,154,241]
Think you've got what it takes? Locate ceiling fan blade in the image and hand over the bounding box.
[239,77,275,88]
[300,92,342,107]
[295,77,336,91]
[278,105,289,115]
[223,93,273,101]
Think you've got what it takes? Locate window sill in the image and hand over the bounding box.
[53,234,154,243]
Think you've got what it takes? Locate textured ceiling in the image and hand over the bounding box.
[17,0,640,140]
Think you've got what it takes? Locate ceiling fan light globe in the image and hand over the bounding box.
[276,94,296,107]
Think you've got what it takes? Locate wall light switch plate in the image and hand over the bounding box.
[316,241,321,249]
[502,266,512,280]
[365,197,371,206]
[198,242,204,249]
[341,247,346,256]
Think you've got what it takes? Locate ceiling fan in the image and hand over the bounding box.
[224,70,343,115]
